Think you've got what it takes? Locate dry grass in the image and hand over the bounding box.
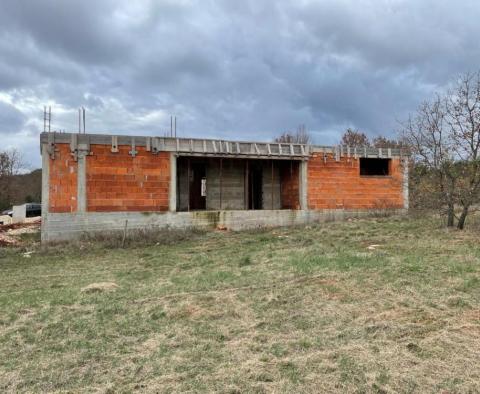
[0,215,479,393]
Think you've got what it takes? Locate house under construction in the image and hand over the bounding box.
[40,132,408,241]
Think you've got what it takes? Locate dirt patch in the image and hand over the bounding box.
[0,221,40,246]
[0,222,40,233]
[81,282,119,294]
[0,233,19,246]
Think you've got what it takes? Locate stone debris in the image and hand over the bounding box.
[0,220,40,246]
[0,233,18,246]
[0,215,13,226]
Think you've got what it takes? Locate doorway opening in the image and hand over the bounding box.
[247,162,263,210]
[189,162,206,210]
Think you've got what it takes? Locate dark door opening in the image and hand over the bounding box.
[189,162,206,210]
[248,163,263,209]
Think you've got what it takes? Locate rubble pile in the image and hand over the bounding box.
[0,218,41,246]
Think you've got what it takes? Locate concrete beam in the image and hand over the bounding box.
[40,132,407,159]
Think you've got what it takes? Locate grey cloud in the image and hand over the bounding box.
[0,101,26,133]
[1,0,480,168]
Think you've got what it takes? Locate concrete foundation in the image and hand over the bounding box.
[41,208,406,242]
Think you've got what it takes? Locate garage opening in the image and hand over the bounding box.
[360,158,390,176]
[176,157,300,211]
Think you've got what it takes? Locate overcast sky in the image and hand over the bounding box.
[1,0,479,168]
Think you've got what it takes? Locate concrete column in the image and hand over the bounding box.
[41,144,50,217]
[41,144,50,242]
[403,157,409,210]
[77,147,88,212]
[299,160,308,210]
[169,152,177,212]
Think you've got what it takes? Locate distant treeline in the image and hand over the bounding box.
[0,169,42,211]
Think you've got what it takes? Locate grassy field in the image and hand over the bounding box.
[0,216,479,393]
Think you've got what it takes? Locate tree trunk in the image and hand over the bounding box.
[446,203,455,227]
[457,205,469,230]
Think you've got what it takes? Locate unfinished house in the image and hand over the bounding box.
[40,132,408,241]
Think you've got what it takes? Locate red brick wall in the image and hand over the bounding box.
[49,144,78,213]
[307,153,404,210]
[47,143,403,213]
[86,145,170,212]
[280,161,300,209]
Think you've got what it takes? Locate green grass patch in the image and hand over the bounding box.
[0,215,479,392]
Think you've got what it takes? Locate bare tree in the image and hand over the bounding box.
[372,135,405,149]
[0,149,23,210]
[402,71,480,229]
[402,97,457,226]
[444,72,480,229]
[275,124,311,144]
[340,128,370,146]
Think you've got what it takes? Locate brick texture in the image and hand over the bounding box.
[307,154,403,209]
[86,145,170,212]
[49,144,78,213]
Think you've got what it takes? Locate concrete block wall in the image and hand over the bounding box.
[261,162,281,209]
[206,159,245,210]
[42,208,406,242]
[307,153,404,209]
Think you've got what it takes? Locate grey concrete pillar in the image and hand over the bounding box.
[41,144,50,242]
[41,144,50,217]
[403,158,409,210]
[299,160,308,210]
[169,153,177,212]
[77,146,88,212]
